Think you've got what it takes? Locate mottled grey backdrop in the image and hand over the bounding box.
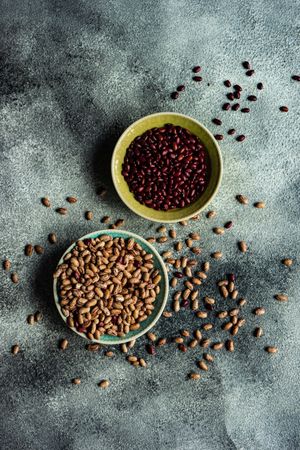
[0,0,299,449]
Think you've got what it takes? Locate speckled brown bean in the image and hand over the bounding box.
[11,272,19,284]
[282,258,293,267]
[157,338,167,346]
[198,360,208,371]
[60,339,69,350]
[48,233,57,244]
[25,244,34,256]
[85,211,93,220]
[211,342,223,350]
[274,294,288,302]
[203,261,210,272]
[211,251,222,260]
[189,372,201,380]
[254,327,263,338]
[253,307,265,316]
[265,346,278,354]
[238,241,247,253]
[220,285,229,298]
[200,338,211,348]
[203,353,214,362]
[41,197,51,207]
[226,339,234,352]
[206,210,217,219]
[99,380,110,389]
[11,344,20,355]
[27,314,35,325]
[34,245,44,255]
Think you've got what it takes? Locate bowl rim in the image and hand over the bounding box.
[53,229,169,345]
[111,111,223,223]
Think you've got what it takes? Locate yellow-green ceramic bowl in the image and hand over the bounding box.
[53,229,169,345]
[111,112,222,223]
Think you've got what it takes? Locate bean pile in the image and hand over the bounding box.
[122,124,210,211]
[54,235,161,339]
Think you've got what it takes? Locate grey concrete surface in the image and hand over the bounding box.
[0,0,299,449]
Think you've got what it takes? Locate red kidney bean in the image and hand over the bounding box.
[236,135,246,142]
[241,108,250,113]
[248,95,257,101]
[171,92,179,99]
[177,85,185,92]
[181,299,190,308]
[279,106,288,112]
[246,70,255,76]
[214,134,224,141]
[224,221,233,229]
[257,82,263,90]
[232,103,240,111]
[292,75,300,81]
[233,84,242,91]
[146,344,156,355]
[228,273,235,282]
[227,92,235,101]
[224,80,231,87]
[174,272,183,278]
[212,118,222,125]
[223,103,231,110]
[242,61,251,69]
[193,66,201,73]
[234,91,240,99]
[193,76,202,82]
[228,129,236,135]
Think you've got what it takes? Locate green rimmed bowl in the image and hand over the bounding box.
[111,112,223,223]
[53,229,169,345]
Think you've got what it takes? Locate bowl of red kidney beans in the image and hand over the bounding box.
[111,112,222,223]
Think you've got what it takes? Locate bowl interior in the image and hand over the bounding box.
[53,229,169,345]
[112,112,222,223]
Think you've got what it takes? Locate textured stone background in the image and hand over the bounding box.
[0,0,299,449]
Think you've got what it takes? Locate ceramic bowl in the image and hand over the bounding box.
[53,229,169,345]
[111,112,222,223]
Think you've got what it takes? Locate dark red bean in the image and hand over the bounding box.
[212,118,222,125]
[227,92,235,101]
[222,103,231,110]
[177,85,185,92]
[193,76,202,82]
[257,82,263,90]
[228,273,235,282]
[234,91,240,99]
[291,75,300,81]
[228,129,236,135]
[174,272,183,278]
[232,103,240,111]
[214,134,224,141]
[181,299,190,308]
[246,70,255,76]
[242,61,251,69]
[224,221,233,229]
[193,66,201,73]
[146,344,156,355]
[233,84,242,91]
[279,106,288,112]
[224,80,231,87]
[241,108,250,113]
[248,95,257,101]
[236,135,246,142]
[171,92,179,100]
